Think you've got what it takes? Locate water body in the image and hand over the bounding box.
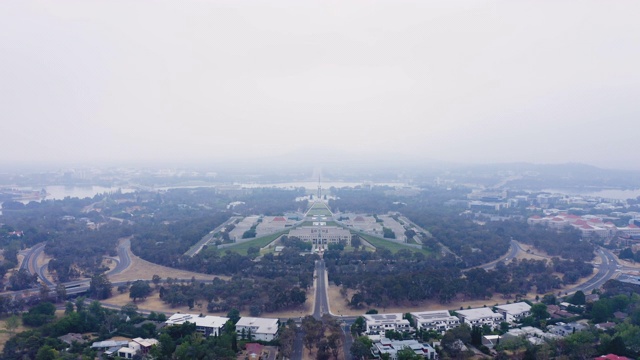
[45,185,136,200]
[155,181,410,191]
[13,182,406,203]
[13,185,135,202]
[239,181,408,190]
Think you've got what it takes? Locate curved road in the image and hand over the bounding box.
[565,247,621,295]
[20,242,45,272]
[19,237,131,291]
[475,240,520,270]
[106,238,132,276]
[21,242,55,287]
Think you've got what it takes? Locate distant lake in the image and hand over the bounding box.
[45,185,136,200]
[13,185,135,202]
[238,181,408,190]
[12,182,406,203]
[544,188,640,200]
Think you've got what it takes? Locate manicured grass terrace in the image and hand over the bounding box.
[356,232,430,255]
[300,221,338,226]
[305,202,333,217]
[222,230,288,255]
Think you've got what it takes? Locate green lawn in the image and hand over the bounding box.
[222,230,288,255]
[300,221,338,226]
[305,202,333,217]
[356,232,430,255]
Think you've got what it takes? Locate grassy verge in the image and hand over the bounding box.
[306,210,332,217]
[300,221,338,226]
[306,202,333,216]
[342,244,373,253]
[222,231,288,255]
[357,233,430,255]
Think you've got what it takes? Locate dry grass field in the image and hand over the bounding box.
[326,242,603,316]
[107,242,230,283]
[103,286,313,319]
[327,284,506,316]
[102,239,605,318]
[0,318,27,353]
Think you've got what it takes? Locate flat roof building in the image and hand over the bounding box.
[117,347,136,359]
[371,338,436,360]
[547,322,589,337]
[129,338,159,355]
[495,302,532,323]
[456,308,503,329]
[166,313,229,337]
[411,310,460,333]
[236,317,280,342]
[363,313,412,336]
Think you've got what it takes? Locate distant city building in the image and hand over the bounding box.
[527,213,618,239]
[469,201,509,212]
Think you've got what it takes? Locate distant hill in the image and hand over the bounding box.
[432,162,640,190]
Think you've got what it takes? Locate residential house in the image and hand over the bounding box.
[482,335,500,349]
[547,322,589,337]
[371,338,436,360]
[129,338,159,355]
[502,326,559,345]
[596,355,632,360]
[117,347,136,359]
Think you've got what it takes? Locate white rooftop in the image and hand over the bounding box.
[131,338,159,348]
[236,317,279,335]
[495,302,532,315]
[373,338,435,356]
[117,347,136,355]
[456,308,502,321]
[91,340,129,348]
[411,310,457,321]
[364,313,407,324]
[166,313,229,329]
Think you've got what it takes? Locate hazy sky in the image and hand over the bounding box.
[1,1,639,169]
